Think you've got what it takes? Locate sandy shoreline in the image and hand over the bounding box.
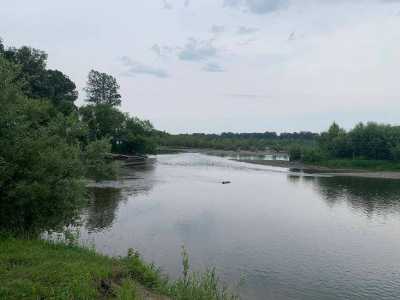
[159,148,400,179]
[235,159,400,180]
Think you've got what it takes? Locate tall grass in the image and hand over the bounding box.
[122,246,239,300]
[0,235,238,299]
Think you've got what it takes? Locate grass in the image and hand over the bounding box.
[0,236,237,300]
[313,159,400,171]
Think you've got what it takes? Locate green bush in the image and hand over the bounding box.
[0,57,85,233]
[390,144,400,161]
[122,247,238,300]
[302,148,325,163]
[84,139,118,181]
[289,145,302,161]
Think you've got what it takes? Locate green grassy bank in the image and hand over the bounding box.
[311,159,400,172]
[0,237,237,300]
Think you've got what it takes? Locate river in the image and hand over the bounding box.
[80,153,400,299]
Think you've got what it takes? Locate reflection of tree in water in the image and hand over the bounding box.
[287,174,302,184]
[288,175,400,216]
[85,163,157,232]
[85,188,124,232]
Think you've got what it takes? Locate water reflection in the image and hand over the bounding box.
[288,175,400,216]
[84,164,157,232]
[85,188,124,232]
[77,154,400,300]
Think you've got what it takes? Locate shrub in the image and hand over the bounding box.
[302,148,325,163]
[289,145,302,161]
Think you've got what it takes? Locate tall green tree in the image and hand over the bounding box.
[0,54,118,232]
[0,56,84,232]
[84,70,121,106]
[79,104,125,141]
[81,70,157,155]
[36,69,78,114]
[319,122,351,158]
[1,45,47,99]
[0,40,78,114]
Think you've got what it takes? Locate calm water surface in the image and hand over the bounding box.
[80,153,400,299]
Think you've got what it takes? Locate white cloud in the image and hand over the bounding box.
[120,56,169,78]
[178,38,218,61]
[162,0,173,10]
[237,26,259,35]
[2,0,400,132]
[203,62,225,72]
[210,25,226,34]
[223,0,288,14]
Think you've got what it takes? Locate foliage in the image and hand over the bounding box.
[318,122,400,161]
[168,246,238,300]
[83,139,119,182]
[38,69,78,114]
[319,122,352,158]
[0,38,159,233]
[348,122,395,160]
[288,145,302,161]
[158,131,318,152]
[84,69,122,106]
[170,268,237,300]
[312,159,400,171]
[80,104,157,155]
[0,43,78,114]
[0,57,85,233]
[123,248,169,292]
[390,144,400,161]
[122,247,238,300]
[0,237,238,300]
[301,148,326,163]
[0,237,125,300]
[80,103,126,141]
[289,122,400,167]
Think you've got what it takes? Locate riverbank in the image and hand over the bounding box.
[157,147,287,158]
[235,159,400,179]
[158,147,400,179]
[0,237,167,300]
[0,236,236,300]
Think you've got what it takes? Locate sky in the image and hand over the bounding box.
[1,0,400,133]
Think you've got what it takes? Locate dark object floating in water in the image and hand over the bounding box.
[222,181,231,184]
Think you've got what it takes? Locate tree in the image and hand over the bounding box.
[318,122,351,158]
[2,45,47,99]
[36,70,78,114]
[115,117,157,154]
[0,41,78,114]
[84,70,121,106]
[0,55,118,233]
[79,104,125,141]
[0,56,84,232]
[349,122,392,160]
[83,139,118,181]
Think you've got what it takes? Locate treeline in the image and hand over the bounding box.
[290,122,400,163]
[0,39,157,232]
[158,131,318,151]
[80,69,158,155]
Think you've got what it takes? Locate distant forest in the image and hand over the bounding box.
[159,122,400,166]
[157,131,319,152]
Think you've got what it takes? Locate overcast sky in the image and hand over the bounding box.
[1,0,400,133]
